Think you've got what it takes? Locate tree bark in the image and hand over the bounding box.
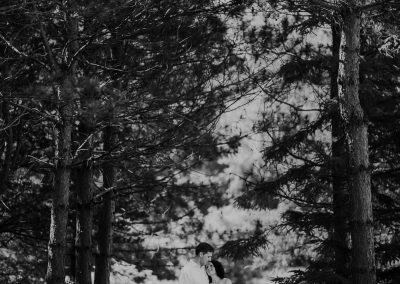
[94,124,116,284]
[331,23,350,282]
[46,88,73,284]
[69,199,77,284]
[46,1,79,281]
[338,4,376,284]
[75,162,94,284]
[0,99,13,194]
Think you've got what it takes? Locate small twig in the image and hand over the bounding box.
[27,155,54,167]
[0,111,26,132]
[73,133,94,159]
[0,33,28,56]
[0,199,10,210]
[5,99,60,124]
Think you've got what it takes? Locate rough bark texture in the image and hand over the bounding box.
[75,162,93,284]
[331,22,350,282]
[94,125,116,284]
[46,92,73,284]
[46,2,79,281]
[338,4,376,284]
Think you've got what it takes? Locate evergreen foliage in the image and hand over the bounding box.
[221,1,400,284]
[1,0,400,283]
[0,0,250,282]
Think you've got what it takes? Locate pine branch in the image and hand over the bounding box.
[308,0,340,12]
[360,1,400,12]
[218,233,269,260]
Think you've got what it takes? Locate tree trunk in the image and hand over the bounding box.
[46,90,73,284]
[331,23,350,282]
[46,1,79,280]
[69,202,77,283]
[338,4,376,284]
[0,99,13,194]
[94,125,116,284]
[75,162,93,284]
[74,78,96,283]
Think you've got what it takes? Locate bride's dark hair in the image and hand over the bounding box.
[211,260,225,279]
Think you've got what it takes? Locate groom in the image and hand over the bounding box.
[179,242,214,284]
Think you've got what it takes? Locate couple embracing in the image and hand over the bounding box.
[179,242,232,284]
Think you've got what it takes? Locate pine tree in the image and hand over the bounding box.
[223,1,400,284]
[1,0,250,282]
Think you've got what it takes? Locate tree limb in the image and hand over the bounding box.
[360,1,400,12]
[308,0,340,12]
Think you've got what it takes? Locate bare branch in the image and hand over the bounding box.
[27,155,55,168]
[0,33,50,69]
[67,40,92,69]
[0,33,28,57]
[33,5,61,74]
[82,57,126,72]
[72,133,95,159]
[0,111,27,132]
[5,100,60,124]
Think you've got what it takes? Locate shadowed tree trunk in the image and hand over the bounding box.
[46,82,73,284]
[74,80,97,284]
[95,123,116,284]
[75,157,94,284]
[69,197,77,283]
[338,3,376,284]
[331,22,350,282]
[0,99,13,194]
[46,1,79,281]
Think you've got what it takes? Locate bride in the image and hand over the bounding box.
[206,260,232,284]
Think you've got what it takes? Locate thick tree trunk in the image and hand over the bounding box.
[44,0,79,281]
[46,93,73,284]
[331,23,349,282]
[94,192,114,284]
[94,125,115,284]
[338,5,376,284]
[75,162,93,284]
